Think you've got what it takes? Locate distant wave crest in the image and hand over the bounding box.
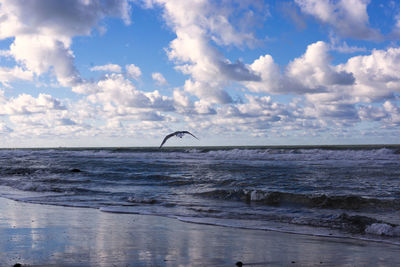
[195,189,400,211]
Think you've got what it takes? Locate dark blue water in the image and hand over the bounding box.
[1,146,399,244]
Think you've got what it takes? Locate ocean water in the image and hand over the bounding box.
[1,146,400,244]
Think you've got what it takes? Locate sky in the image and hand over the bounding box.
[0,0,400,148]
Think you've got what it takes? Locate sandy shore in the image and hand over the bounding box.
[0,197,399,266]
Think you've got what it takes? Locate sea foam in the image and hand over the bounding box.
[365,223,400,237]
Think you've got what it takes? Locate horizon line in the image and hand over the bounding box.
[1,144,400,150]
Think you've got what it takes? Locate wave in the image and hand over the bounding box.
[286,212,400,238]
[99,205,400,241]
[3,145,398,160]
[195,189,400,211]
[0,166,89,177]
[175,214,400,245]
[0,180,102,194]
[130,146,399,161]
[365,223,400,237]
[202,147,398,161]
[124,196,159,205]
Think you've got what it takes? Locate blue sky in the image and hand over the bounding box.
[0,0,400,147]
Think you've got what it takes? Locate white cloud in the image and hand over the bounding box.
[173,89,192,109]
[220,95,285,120]
[246,41,355,95]
[243,41,400,128]
[194,100,216,115]
[246,54,282,93]
[1,0,399,145]
[0,0,131,86]
[297,45,400,124]
[152,72,168,86]
[0,50,11,57]
[0,90,90,138]
[358,101,400,127]
[295,0,382,41]
[0,92,65,115]
[126,64,142,80]
[329,34,367,53]
[286,41,355,90]
[73,74,175,119]
[87,74,151,108]
[91,64,122,73]
[358,104,388,122]
[382,101,400,126]
[184,79,233,104]
[142,0,263,104]
[0,66,33,86]
[9,35,81,86]
[340,47,400,102]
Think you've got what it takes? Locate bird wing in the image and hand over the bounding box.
[182,131,199,140]
[159,132,177,148]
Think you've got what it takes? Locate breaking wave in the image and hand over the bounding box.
[195,189,400,211]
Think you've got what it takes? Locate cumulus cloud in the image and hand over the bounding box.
[358,104,388,122]
[194,100,217,115]
[126,64,142,80]
[173,89,192,108]
[246,54,282,93]
[339,47,400,102]
[0,0,131,86]
[382,101,400,126]
[243,41,400,128]
[0,90,89,139]
[0,92,65,115]
[298,45,400,124]
[246,41,355,95]
[9,35,81,86]
[152,72,168,86]
[1,0,399,144]
[221,95,285,120]
[287,41,355,90]
[0,66,33,86]
[141,0,264,104]
[72,73,175,120]
[180,94,297,139]
[91,64,122,73]
[184,79,233,104]
[329,34,366,53]
[295,0,382,41]
[358,101,400,127]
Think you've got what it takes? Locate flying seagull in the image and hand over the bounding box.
[159,131,199,148]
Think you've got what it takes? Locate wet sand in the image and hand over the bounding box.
[0,197,399,266]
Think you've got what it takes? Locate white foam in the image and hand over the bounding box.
[250,190,268,201]
[365,223,400,237]
[194,147,399,162]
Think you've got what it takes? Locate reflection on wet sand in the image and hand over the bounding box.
[1,198,400,266]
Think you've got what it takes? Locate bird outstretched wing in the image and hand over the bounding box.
[159,131,199,148]
[159,132,177,148]
[181,131,199,140]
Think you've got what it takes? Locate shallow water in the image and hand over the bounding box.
[1,145,399,244]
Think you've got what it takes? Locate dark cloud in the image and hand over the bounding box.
[219,60,261,82]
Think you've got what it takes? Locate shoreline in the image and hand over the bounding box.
[1,197,400,266]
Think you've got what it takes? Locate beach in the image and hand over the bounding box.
[0,197,399,267]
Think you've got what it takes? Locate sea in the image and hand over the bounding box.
[1,145,399,245]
